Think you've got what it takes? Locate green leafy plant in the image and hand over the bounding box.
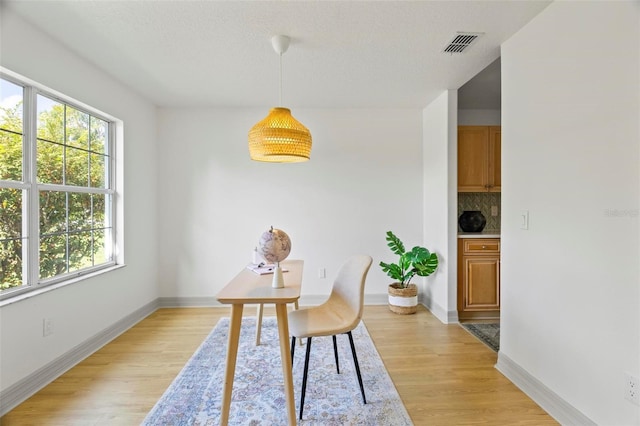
[379,231,438,288]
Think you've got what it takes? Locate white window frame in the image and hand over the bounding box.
[0,68,123,304]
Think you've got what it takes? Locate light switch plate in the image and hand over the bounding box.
[318,268,326,279]
[520,210,529,230]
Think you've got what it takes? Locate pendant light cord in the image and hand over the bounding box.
[279,52,283,106]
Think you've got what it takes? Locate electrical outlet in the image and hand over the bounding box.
[43,318,54,337]
[624,372,640,405]
[491,205,498,217]
[318,267,326,279]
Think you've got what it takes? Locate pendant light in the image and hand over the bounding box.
[248,35,312,163]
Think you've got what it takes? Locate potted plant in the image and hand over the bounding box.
[379,231,439,314]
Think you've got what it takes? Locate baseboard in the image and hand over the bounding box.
[458,310,500,321]
[157,296,220,307]
[0,299,158,417]
[495,352,596,425]
[363,293,389,306]
[420,299,458,324]
[447,309,459,323]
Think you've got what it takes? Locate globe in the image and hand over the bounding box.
[258,226,291,264]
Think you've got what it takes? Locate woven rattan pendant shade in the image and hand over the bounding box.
[249,107,312,162]
[248,35,312,163]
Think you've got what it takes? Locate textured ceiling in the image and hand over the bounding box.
[3,1,550,109]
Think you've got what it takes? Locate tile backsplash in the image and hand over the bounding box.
[458,192,501,233]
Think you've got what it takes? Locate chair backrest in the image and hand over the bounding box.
[327,255,373,328]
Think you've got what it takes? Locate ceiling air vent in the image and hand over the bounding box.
[443,32,483,54]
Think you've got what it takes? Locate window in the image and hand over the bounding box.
[0,70,119,301]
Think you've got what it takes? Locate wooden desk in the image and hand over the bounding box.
[216,259,303,425]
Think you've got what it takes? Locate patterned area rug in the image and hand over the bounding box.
[460,322,500,352]
[143,317,413,425]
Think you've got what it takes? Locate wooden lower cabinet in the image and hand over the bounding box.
[458,238,500,320]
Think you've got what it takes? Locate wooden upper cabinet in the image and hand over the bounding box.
[458,126,488,192]
[458,126,501,192]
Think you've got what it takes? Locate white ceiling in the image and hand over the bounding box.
[4,1,549,109]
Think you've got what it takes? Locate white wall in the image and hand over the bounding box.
[500,1,639,424]
[422,90,458,323]
[156,108,424,303]
[0,8,159,391]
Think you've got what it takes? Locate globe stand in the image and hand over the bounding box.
[272,263,284,289]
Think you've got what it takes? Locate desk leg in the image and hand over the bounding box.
[275,303,297,425]
[220,303,244,426]
[255,303,264,346]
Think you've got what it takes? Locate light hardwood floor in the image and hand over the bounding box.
[1,305,557,425]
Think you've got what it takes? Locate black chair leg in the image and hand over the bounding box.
[332,335,340,374]
[300,336,313,420]
[347,331,367,404]
[290,336,296,367]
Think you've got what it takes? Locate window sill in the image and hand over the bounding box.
[0,264,126,308]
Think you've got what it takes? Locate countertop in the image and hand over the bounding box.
[458,232,500,239]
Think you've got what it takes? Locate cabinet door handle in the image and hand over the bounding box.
[482,245,487,249]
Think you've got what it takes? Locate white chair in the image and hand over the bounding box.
[288,255,373,420]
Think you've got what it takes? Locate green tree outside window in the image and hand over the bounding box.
[1,85,111,291]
